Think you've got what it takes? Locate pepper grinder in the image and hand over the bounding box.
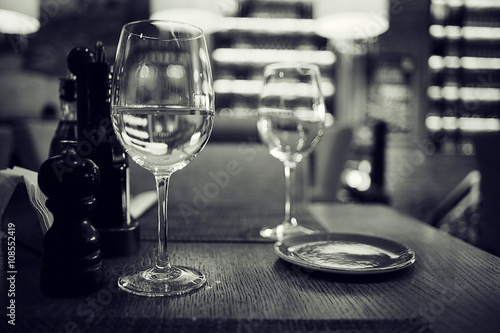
[67,43,140,258]
[38,141,103,297]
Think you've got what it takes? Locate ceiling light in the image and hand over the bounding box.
[0,0,40,35]
[313,0,389,40]
[149,0,223,34]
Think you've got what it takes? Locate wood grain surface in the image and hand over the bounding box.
[1,204,499,333]
[140,203,323,242]
[310,203,500,333]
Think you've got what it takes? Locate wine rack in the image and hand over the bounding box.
[211,0,335,122]
[427,0,500,155]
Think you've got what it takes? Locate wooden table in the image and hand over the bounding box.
[1,203,500,333]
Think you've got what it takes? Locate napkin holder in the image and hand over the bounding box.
[0,166,149,257]
[0,167,51,254]
[1,184,45,254]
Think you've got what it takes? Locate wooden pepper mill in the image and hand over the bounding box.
[66,43,140,258]
[38,141,103,297]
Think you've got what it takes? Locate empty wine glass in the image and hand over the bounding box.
[257,63,326,241]
[111,20,214,296]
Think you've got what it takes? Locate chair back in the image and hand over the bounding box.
[310,124,353,202]
[474,131,500,256]
[0,125,14,169]
[13,120,57,171]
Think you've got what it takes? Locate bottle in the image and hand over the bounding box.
[49,78,78,157]
[346,120,390,204]
[82,42,130,230]
[67,42,139,257]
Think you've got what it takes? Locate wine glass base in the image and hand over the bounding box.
[118,266,206,297]
[260,223,318,241]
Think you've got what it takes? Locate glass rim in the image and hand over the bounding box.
[264,62,320,70]
[121,19,205,41]
[263,62,321,76]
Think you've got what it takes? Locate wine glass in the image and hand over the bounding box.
[111,20,214,296]
[257,63,326,241]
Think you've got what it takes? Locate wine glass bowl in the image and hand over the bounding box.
[257,63,326,240]
[112,108,213,174]
[111,20,214,296]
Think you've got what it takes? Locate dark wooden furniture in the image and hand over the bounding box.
[1,203,499,333]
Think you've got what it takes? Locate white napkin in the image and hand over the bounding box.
[0,167,53,234]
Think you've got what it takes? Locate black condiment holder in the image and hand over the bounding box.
[66,43,140,258]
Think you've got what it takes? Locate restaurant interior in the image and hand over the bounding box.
[2,0,499,254]
[1,1,500,332]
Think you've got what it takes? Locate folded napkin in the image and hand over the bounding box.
[0,167,52,234]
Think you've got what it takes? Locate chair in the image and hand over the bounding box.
[425,170,481,245]
[13,120,58,171]
[310,124,353,202]
[0,125,14,169]
[425,131,500,257]
[167,142,286,206]
[473,131,500,256]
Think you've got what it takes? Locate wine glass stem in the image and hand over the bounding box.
[284,161,298,227]
[155,175,172,273]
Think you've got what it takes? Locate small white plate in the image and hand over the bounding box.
[274,233,415,275]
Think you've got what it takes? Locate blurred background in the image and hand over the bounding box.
[1,0,499,250]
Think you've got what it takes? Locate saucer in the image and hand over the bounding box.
[274,233,415,274]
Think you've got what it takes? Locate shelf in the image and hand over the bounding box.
[212,48,335,67]
[214,79,334,97]
[426,115,500,132]
[427,85,500,102]
[429,55,500,70]
[217,17,317,35]
[430,25,500,40]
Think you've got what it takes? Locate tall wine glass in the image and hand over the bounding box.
[258,63,326,241]
[111,20,214,296]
